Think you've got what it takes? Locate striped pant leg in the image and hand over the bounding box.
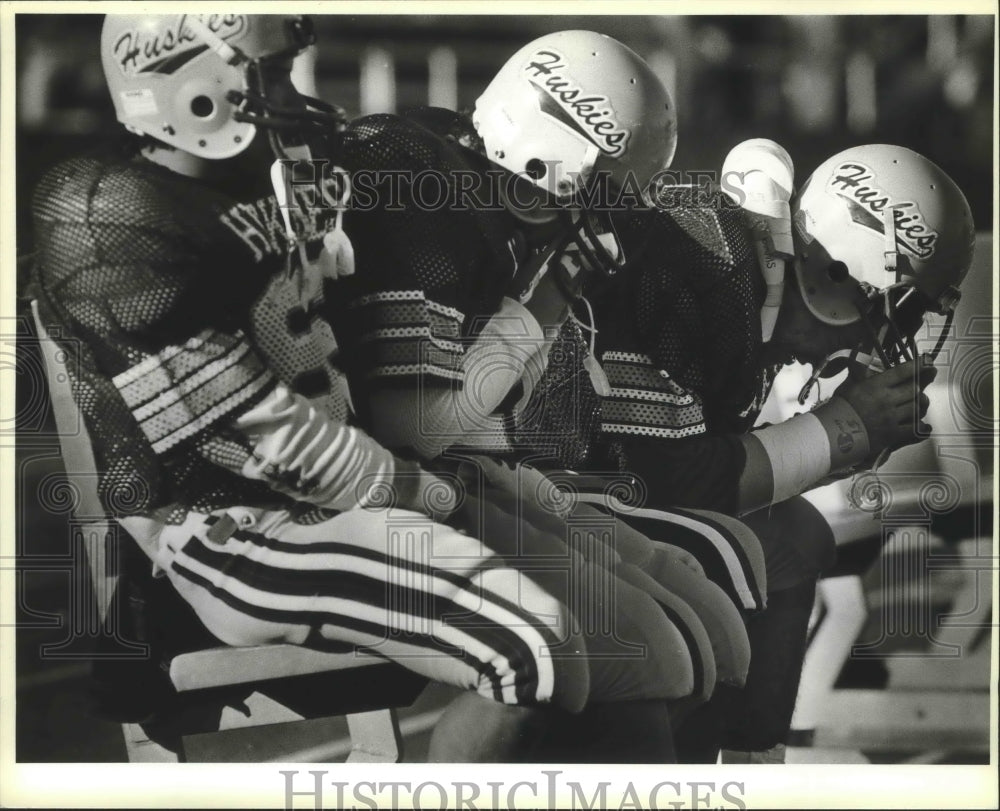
[445,483,701,704]
[468,459,766,611]
[565,502,748,691]
[154,507,589,711]
[564,496,756,688]
[571,495,768,613]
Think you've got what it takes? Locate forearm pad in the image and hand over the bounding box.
[739,396,870,511]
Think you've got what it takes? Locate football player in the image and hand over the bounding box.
[522,140,975,761]
[30,15,702,763]
[322,30,766,760]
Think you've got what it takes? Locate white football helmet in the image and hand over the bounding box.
[721,138,796,342]
[474,30,676,203]
[791,144,975,377]
[101,14,340,160]
[472,30,677,277]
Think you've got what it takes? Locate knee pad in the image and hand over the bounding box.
[608,507,768,613]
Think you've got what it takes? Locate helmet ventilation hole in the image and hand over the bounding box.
[525,159,547,180]
[191,96,215,118]
[827,261,850,283]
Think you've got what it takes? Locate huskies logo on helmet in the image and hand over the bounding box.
[523,49,630,157]
[113,14,246,77]
[827,161,939,260]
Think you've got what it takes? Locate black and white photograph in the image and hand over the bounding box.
[1,3,996,808]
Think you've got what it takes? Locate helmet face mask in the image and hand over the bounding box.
[472,30,676,276]
[101,14,340,161]
[789,144,975,381]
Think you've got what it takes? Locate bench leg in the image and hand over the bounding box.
[345,709,402,763]
[790,575,868,737]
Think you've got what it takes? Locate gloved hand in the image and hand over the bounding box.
[834,355,937,455]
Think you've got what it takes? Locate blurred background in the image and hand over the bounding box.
[13,14,995,256]
[11,12,995,766]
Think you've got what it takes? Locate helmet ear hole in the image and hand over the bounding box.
[525,159,547,180]
[190,95,216,118]
[827,260,850,283]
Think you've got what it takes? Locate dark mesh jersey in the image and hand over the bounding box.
[517,189,781,512]
[599,189,777,437]
[31,149,350,519]
[324,112,519,426]
[509,316,602,469]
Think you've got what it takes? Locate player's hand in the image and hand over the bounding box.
[520,267,576,329]
[834,355,937,453]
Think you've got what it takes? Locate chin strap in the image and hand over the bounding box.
[511,209,623,306]
[797,348,885,407]
[270,145,354,307]
[570,295,612,397]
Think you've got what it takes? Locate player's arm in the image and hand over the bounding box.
[737,358,936,514]
[111,317,454,516]
[368,295,557,459]
[343,118,562,459]
[224,379,453,515]
[611,431,751,516]
[94,247,451,518]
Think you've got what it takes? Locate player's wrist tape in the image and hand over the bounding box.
[751,397,870,503]
[752,413,830,503]
[814,395,871,473]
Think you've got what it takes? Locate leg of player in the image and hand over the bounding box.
[143,503,696,761]
[429,484,710,763]
[150,507,589,711]
[719,497,835,762]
